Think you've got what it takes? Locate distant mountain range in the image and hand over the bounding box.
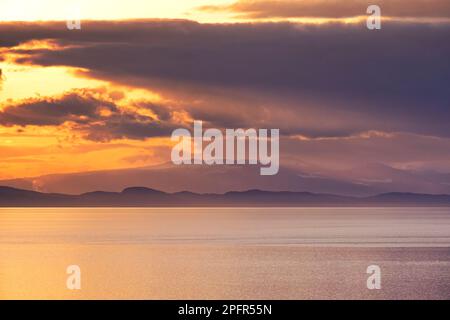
[2,162,450,198]
[1,186,450,207]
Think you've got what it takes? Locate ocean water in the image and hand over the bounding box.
[0,207,450,299]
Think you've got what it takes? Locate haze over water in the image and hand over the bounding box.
[1,207,450,299]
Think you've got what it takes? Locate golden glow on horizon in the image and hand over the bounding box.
[0,124,173,180]
[0,0,236,23]
[0,40,179,180]
[1,1,447,182]
[0,0,390,24]
[1,0,448,25]
[0,63,178,180]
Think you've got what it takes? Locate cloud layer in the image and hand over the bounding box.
[1,18,450,193]
[199,0,450,19]
[0,89,182,141]
[2,20,449,138]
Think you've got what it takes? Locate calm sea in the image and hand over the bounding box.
[1,207,450,299]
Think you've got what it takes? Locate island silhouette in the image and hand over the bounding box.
[1,186,450,207]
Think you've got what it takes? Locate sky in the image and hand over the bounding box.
[0,0,450,195]
[0,0,234,22]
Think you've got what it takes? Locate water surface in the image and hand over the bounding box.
[1,207,450,299]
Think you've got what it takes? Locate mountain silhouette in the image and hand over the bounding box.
[1,186,450,207]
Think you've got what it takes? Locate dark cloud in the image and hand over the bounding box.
[84,113,178,142]
[134,102,174,122]
[0,91,116,126]
[198,0,450,19]
[0,89,181,141]
[2,20,450,138]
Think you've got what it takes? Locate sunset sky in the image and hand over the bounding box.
[1,0,449,195]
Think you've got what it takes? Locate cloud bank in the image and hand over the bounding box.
[198,0,450,19]
[1,19,450,193]
[0,89,183,141]
[2,20,449,138]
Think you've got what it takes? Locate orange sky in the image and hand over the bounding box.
[0,0,235,23]
[1,0,449,193]
[0,0,336,180]
[0,39,177,179]
[0,1,244,179]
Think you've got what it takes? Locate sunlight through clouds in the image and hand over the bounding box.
[0,0,236,22]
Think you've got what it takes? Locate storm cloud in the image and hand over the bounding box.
[1,19,449,139]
